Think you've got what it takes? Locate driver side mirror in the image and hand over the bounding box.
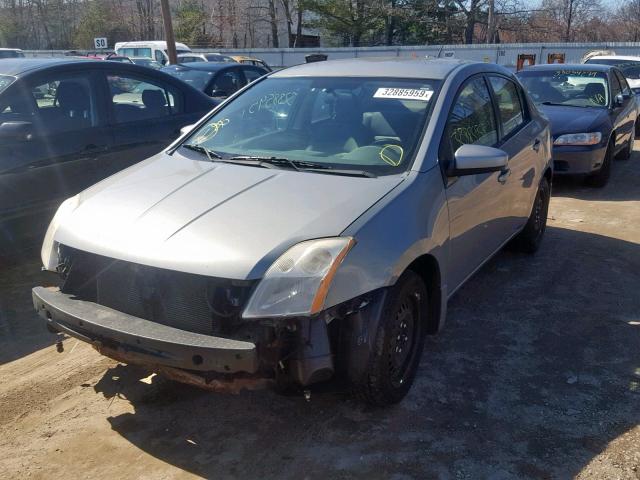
[614,93,625,107]
[0,121,33,141]
[450,144,509,176]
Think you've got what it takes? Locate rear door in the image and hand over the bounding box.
[441,75,513,290]
[0,70,110,236]
[100,69,195,178]
[487,75,542,231]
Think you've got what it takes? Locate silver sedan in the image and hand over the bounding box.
[34,58,552,405]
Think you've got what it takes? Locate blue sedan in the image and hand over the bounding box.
[517,64,637,187]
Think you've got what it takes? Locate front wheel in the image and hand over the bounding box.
[512,176,550,254]
[585,140,613,188]
[353,270,428,406]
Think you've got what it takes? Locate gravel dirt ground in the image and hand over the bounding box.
[0,149,639,480]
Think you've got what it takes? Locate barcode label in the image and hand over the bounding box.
[373,87,433,101]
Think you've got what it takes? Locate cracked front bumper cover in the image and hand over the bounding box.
[32,286,259,374]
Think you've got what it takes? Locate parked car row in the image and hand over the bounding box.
[0,52,636,406]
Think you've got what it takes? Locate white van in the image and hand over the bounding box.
[114,41,191,66]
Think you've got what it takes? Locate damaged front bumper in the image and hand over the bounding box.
[32,286,259,374]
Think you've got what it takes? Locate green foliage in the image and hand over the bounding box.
[74,1,119,49]
[174,0,214,47]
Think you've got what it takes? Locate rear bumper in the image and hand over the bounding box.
[32,286,258,374]
[552,144,607,175]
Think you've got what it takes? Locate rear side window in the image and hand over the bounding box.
[0,75,15,93]
[242,67,266,84]
[445,77,498,153]
[107,74,183,124]
[488,76,525,139]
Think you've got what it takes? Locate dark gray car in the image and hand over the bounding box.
[34,58,552,405]
[0,58,215,254]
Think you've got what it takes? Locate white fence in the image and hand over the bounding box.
[23,42,640,69]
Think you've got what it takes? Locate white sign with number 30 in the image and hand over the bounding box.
[94,37,108,49]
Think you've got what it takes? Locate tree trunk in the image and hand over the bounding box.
[296,3,303,47]
[281,0,294,47]
[565,0,574,42]
[487,0,495,43]
[268,0,279,48]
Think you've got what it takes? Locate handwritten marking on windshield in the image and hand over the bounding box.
[193,118,230,144]
[248,92,298,114]
[379,144,404,166]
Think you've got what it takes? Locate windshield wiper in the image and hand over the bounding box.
[300,168,377,178]
[228,155,301,171]
[540,101,589,108]
[182,144,223,161]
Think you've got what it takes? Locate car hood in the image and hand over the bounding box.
[54,151,404,279]
[537,104,610,137]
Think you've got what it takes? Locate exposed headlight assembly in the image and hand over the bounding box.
[554,132,602,146]
[41,195,80,271]
[242,237,355,318]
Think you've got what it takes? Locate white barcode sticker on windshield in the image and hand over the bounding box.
[374,87,433,101]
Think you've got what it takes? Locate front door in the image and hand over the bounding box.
[0,71,111,249]
[441,76,513,291]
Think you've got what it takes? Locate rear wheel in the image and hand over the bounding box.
[586,140,613,188]
[353,270,428,406]
[512,176,550,254]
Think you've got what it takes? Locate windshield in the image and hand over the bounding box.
[518,69,609,108]
[0,75,15,93]
[585,58,640,80]
[162,66,213,91]
[182,77,439,176]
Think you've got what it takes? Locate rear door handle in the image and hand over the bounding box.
[532,138,541,152]
[497,168,511,184]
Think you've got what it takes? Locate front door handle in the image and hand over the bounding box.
[497,168,511,184]
[532,138,541,152]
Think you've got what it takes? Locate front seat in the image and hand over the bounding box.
[583,83,607,106]
[55,81,92,129]
[142,89,169,117]
[308,95,366,154]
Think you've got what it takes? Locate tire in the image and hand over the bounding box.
[615,132,633,160]
[353,270,428,407]
[585,140,613,188]
[512,176,550,254]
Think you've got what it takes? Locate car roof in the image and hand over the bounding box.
[164,63,240,72]
[519,63,613,73]
[271,57,473,79]
[588,55,640,62]
[0,58,93,76]
[0,48,22,51]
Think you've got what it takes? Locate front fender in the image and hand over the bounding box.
[325,167,450,316]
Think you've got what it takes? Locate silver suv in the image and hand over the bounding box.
[34,58,552,405]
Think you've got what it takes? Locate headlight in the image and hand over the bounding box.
[41,195,80,271]
[242,237,355,318]
[554,132,602,146]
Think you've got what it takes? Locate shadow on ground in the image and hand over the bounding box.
[0,247,60,365]
[94,226,640,479]
[552,155,640,201]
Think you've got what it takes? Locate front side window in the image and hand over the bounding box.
[489,76,525,138]
[107,75,182,123]
[28,73,97,133]
[615,71,632,96]
[445,77,498,153]
[517,69,610,108]
[182,77,439,176]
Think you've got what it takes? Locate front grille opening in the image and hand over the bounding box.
[58,245,255,336]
